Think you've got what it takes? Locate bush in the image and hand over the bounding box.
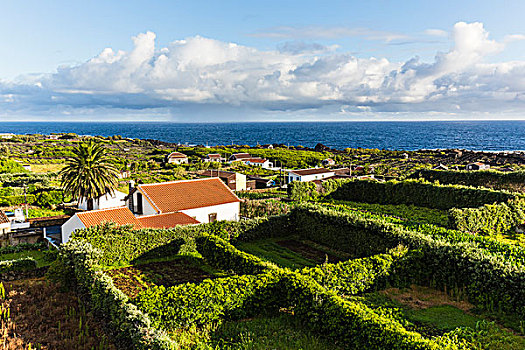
[0,257,37,273]
[449,198,525,236]
[326,179,518,210]
[240,199,292,218]
[413,169,525,192]
[288,181,319,201]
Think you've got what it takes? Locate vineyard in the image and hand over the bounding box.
[49,202,525,350]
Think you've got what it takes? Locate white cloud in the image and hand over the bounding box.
[2,21,525,120]
[424,29,448,37]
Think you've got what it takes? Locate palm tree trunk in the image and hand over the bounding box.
[87,198,94,211]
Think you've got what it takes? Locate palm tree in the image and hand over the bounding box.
[60,140,119,210]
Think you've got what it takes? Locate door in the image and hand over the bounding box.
[208,213,217,223]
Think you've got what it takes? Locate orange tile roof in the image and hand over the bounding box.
[245,158,268,163]
[0,211,9,225]
[168,152,188,159]
[138,178,240,213]
[77,207,142,229]
[137,212,200,228]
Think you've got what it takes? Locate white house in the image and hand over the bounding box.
[77,191,127,211]
[166,152,189,164]
[61,207,200,243]
[61,178,241,243]
[466,162,490,171]
[287,168,335,183]
[242,158,273,169]
[204,154,226,163]
[321,158,335,166]
[127,178,241,224]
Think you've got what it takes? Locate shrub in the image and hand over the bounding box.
[0,257,37,273]
[326,179,518,209]
[449,198,525,236]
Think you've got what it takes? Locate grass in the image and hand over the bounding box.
[236,238,322,269]
[321,199,449,226]
[208,314,343,350]
[0,250,54,268]
[27,207,68,218]
[29,163,65,173]
[347,286,525,349]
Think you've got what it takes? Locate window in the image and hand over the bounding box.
[208,213,217,223]
[136,193,143,214]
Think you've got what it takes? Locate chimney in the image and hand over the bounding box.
[128,180,135,212]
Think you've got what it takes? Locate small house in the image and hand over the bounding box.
[166,152,189,164]
[204,154,226,163]
[322,158,335,166]
[242,158,273,169]
[287,168,336,183]
[200,170,248,191]
[466,162,490,171]
[229,153,252,162]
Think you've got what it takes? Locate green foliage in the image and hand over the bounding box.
[291,205,525,320]
[0,257,37,273]
[240,199,292,218]
[236,190,287,200]
[56,240,176,349]
[299,247,408,295]
[0,242,47,254]
[413,169,525,192]
[196,233,275,275]
[288,181,319,201]
[0,194,36,206]
[0,158,28,174]
[449,198,525,236]
[326,179,519,210]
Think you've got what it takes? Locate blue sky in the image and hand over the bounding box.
[1,0,525,121]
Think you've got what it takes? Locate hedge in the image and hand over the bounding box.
[325,179,518,210]
[54,240,175,350]
[0,257,37,273]
[71,217,291,266]
[299,247,408,296]
[195,233,276,275]
[448,198,525,236]
[291,205,525,319]
[0,194,36,206]
[136,234,451,349]
[413,169,525,192]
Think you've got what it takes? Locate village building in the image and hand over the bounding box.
[77,190,127,211]
[287,168,335,183]
[322,158,335,166]
[166,152,189,164]
[242,158,273,169]
[204,154,226,162]
[433,164,449,170]
[62,178,241,243]
[248,176,275,189]
[200,170,252,191]
[466,162,490,171]
[229,153,252,161]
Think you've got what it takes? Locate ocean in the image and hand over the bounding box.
[0,121,524,151]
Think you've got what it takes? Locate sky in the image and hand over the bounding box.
[1,0,525,122]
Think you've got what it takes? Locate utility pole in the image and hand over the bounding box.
[23,183,28,218]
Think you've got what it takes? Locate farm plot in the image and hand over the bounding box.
[105,255,226,298]
[348,285,525,348]
[236,238,350,269]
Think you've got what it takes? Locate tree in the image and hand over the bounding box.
[60,141,119,210]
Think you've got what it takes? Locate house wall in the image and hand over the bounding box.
[168,158,188,164]
[127,190,158,215]
[235,173,247,191]
[288,171,335,183]
[61,215,85,243]
[78,191,126,211]
[181,202,240,223]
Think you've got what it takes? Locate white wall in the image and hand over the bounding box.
[61,215,85,243]
[288,171,335,182]
[168,158,188,164]
[182,202,240,223]
[127,189,158,216]
[78,191,127,211]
